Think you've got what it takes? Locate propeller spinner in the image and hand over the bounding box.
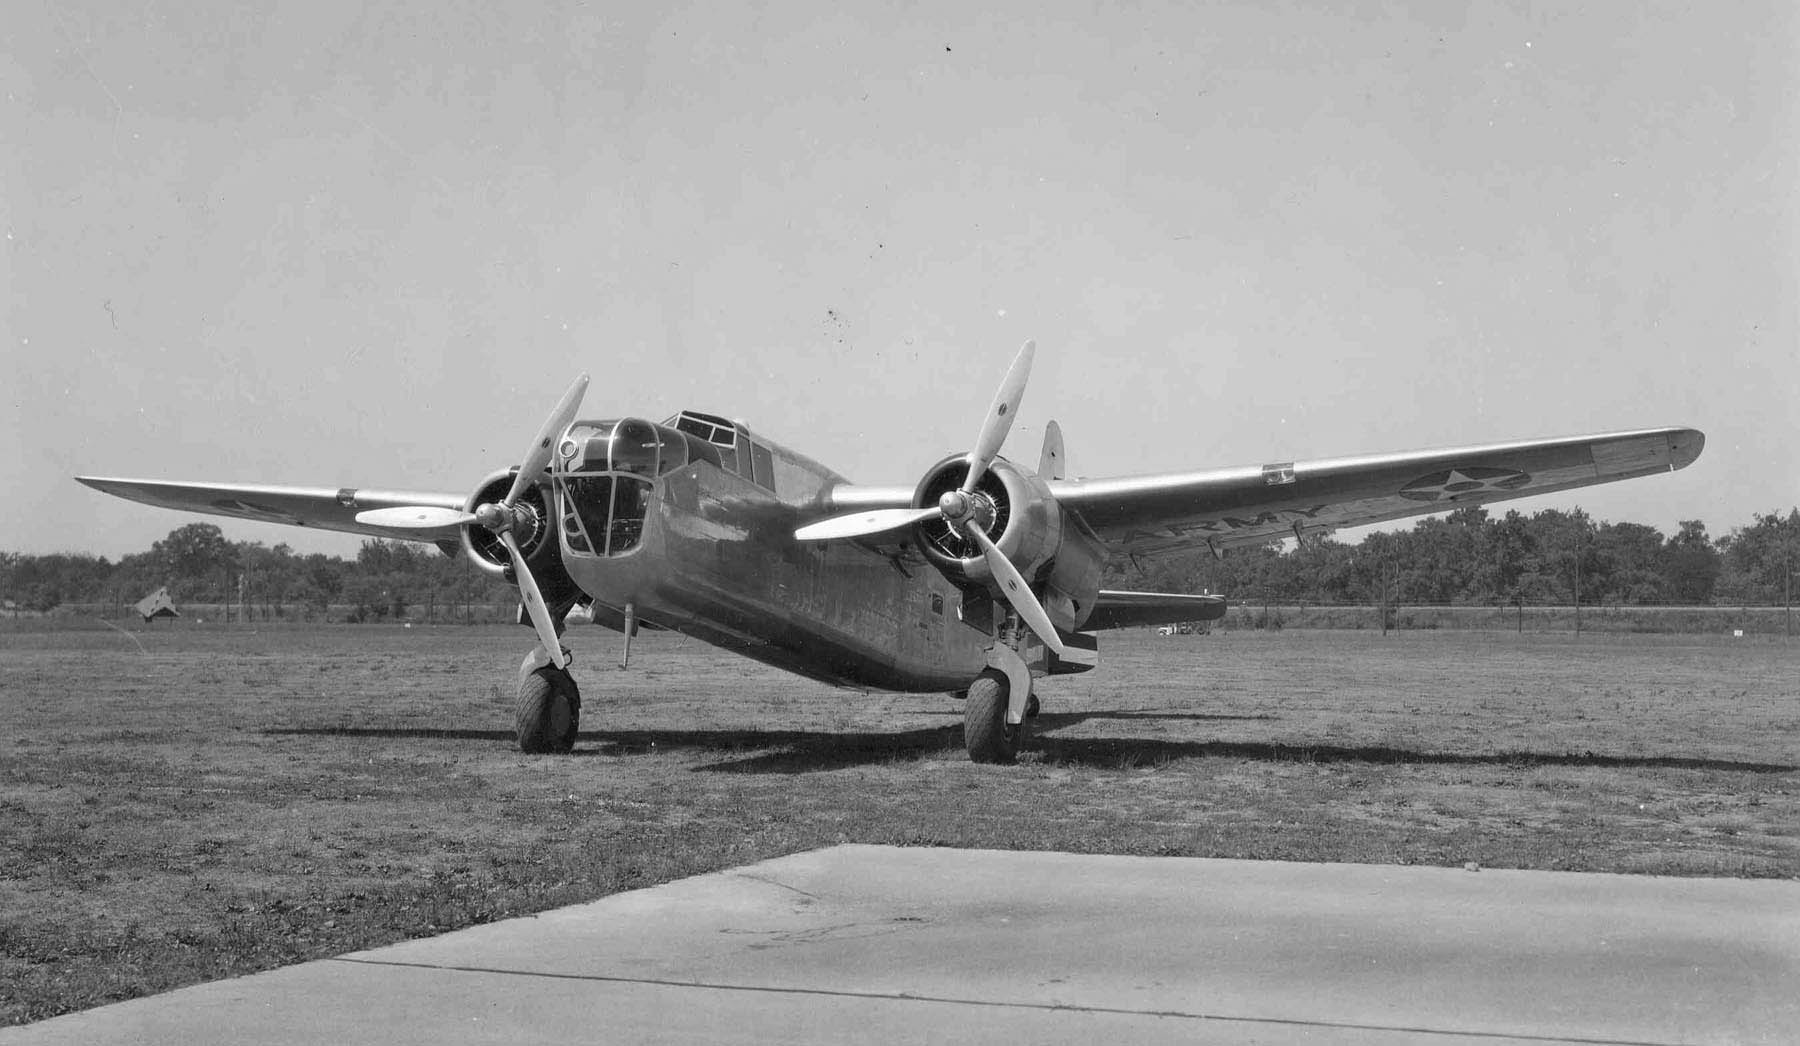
[356,373,591,669]
[794,341,1066,657]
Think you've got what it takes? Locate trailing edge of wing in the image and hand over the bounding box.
[74,477,470,543]
[1048,426,1703,558]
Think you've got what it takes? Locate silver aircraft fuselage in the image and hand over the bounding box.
[554,416,995,692]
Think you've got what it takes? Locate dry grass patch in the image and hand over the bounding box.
[2,621,1795,1024]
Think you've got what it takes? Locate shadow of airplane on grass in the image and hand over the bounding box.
[265,710,1796,777]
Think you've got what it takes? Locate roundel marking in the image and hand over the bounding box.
[1399,467,1532,502]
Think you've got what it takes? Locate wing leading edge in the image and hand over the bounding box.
[1049,426,1703,558]
[74,477,470,543]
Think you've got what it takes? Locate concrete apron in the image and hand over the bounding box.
[7,844,1796,1045]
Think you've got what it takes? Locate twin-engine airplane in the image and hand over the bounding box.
[78,343,1704,762]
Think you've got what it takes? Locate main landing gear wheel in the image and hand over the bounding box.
[516,666,580,754]
[964,668,1024,764]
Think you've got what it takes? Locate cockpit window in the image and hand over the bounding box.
[611,419,661,476]
[559,474,649,556]
[666,411,776,492]
[750,441,775,488]
[554,417,682,557]
[606,475,648,551]
[672,412,736,447]
[670,411,741,475]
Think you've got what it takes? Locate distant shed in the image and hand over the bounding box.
[135,586,180,623]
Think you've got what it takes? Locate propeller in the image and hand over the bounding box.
[355,373,591,670]
[793,340,1065,657]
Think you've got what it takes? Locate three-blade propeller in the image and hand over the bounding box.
[356,374,591,670]
[793,340,1065,657]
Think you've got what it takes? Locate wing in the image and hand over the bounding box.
[75,477,469,544]
[1049,427,1704,558]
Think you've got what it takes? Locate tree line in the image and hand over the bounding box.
[3,506,1797,621]
[0,524,514,621]
[1109,506,1798,608]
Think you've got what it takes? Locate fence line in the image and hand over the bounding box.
[35,601,524,624]
[1207,601,1795,636]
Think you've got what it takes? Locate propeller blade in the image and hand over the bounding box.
[964,523,1067,657]
[504,373,592,508]
[355,506,478,529]
[794,506,940,542]
[502,531,566,670]
[961,339,1035,495]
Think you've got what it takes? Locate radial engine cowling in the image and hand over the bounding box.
[913,451,1068,569]
[911,455,1105,632]
[459,469,574,602]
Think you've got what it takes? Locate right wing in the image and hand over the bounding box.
[74,477,469,544]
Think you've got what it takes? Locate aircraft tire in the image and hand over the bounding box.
[963,669,1021,764]
[516,666,580,754]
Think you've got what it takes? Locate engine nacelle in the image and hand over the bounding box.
[459,469,578,605]
[911,455,1106,631]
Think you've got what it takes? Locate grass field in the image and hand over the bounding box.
[2,621,1796,1025]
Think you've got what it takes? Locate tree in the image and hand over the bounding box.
[1515,509,1599,604]
[0,552,113,612]
[1717,510,1800,603]
[151,523,238,601]
[1591,521,1666,604]
[1661,520,1719,604]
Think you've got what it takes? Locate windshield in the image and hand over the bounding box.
[553,418,676,557]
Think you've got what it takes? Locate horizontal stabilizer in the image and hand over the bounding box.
[1084,590,1228,631]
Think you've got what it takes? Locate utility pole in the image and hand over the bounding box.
[1380,560,1398,636]
[1573,527,1583,636]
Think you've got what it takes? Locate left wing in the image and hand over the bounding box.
[74,477,469,543]
[1049,427,1703,558]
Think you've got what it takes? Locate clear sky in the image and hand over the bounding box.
[5,0,1794,560]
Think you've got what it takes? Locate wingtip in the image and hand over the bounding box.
[1670,427,1705,471]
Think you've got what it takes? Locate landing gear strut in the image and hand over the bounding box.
[514,596,582,754]
[963,609,1036,764]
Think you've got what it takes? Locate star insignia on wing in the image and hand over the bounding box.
[209,498,307,525]
[1398,467,1532,502]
